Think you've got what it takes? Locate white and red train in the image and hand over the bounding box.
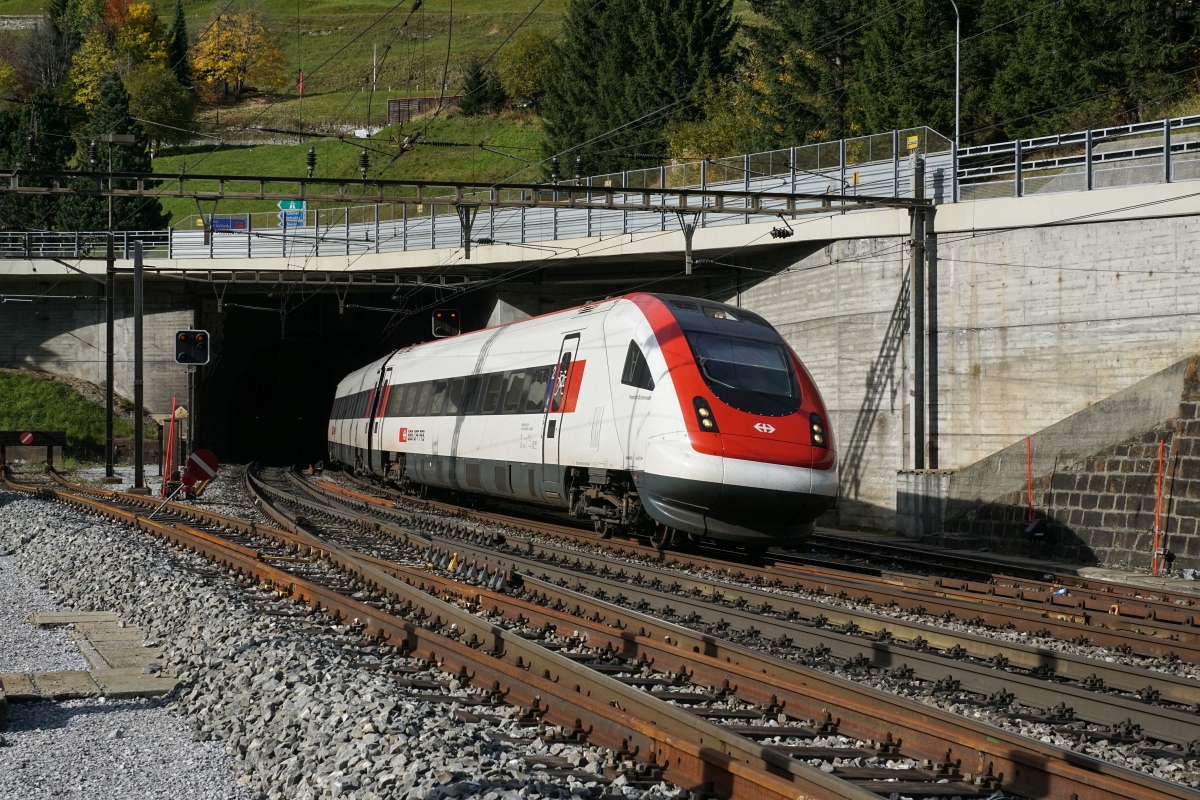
[328,293,837,549]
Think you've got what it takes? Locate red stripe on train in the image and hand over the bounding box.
[562,360,586,413]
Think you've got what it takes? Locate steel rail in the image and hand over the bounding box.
[1,468,874,800]
[278,474,1200,746]
[250,468,1200,800]
[377,559,1200,800]
[321,474,1200,662]
[9,467,1197,799]
[322,476,1200,660]
[806,533,1200,617]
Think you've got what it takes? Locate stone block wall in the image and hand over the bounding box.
[942,360,1200,570]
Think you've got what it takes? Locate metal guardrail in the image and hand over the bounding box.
[2,115,1196,262]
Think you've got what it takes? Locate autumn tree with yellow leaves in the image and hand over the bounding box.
[66,0,170,108]
[192,9,287,96]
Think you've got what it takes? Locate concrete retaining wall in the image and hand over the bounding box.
[731,214,1200,530]
[938,357,1200,569]
[0,281,192,416]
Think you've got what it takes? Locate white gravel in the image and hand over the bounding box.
[0,550,88,673]
[0,698,248,800]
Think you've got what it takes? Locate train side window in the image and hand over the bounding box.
[398,384,416,415]
[461,376,483,415]
[445,378,465,415]
[502,372,528,413]
[621,341,655,391]
[384,385,403,417]
[523,367,551,413]
[549,354,571,412]
[414,382,433,416]
[429,380,448,416]
[481,373,504,413]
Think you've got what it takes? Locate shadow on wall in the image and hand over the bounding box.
[842,268,909,505]
[933,420,1200,571]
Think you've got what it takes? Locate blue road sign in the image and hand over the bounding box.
[208,216,247,231]
[278,211,305,228]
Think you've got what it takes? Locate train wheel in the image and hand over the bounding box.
[594,519,614,540]
[650,525,674,552]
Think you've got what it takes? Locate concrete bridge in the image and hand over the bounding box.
[4,117,1200,549]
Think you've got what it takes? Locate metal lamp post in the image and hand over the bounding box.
[950,0,960,151]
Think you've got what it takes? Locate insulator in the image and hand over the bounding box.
[359,149,370,179]
[305,146,316,178]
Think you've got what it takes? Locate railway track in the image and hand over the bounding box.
[273,472,1200,743]
[325,472,1200,663]
[0,467,884,800]
[6,464,1200,799]
[253,466,1200,798]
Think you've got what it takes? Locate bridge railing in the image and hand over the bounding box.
[6,115,1197,263]
[957,115,1200,200]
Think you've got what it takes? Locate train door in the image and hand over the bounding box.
[540,334,580,501]
[366,365,392,474]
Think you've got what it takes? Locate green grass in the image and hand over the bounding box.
[0,369,134,455]
[152,111,542,221]
[0,0,567,96]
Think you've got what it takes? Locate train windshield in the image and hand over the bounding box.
[687,333,800,416]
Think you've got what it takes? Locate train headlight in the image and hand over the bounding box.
[693,397,719,432]
[810,412,827,447]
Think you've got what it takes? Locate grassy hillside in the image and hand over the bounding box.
[0,369,134,455]
[152,111,541,221]
[0,0,567,100]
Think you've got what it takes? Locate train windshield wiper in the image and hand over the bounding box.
[696,357,738,390]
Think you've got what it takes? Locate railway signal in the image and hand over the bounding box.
[431,309,460,338]
[174,329,210,365]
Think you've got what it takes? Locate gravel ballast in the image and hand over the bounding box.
[1,698,249,800]
[0,553,88,674]
[0,490,688,800]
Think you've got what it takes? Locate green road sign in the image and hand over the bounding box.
[278,200,306,211]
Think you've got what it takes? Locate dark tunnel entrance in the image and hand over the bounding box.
[197,292,491,465]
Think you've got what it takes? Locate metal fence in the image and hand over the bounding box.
[4,115,1196,262]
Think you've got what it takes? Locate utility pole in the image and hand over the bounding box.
[910,155,926,470]
[133,240,145,491]
[187,365,195,457]
[104,233,116,481]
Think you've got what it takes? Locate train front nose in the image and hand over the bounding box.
[638,428,837,546]
[703,427,837,544]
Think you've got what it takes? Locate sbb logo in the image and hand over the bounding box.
[399,428,408,442]
[754,423,776,434]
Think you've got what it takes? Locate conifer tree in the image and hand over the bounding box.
[166,0,191,86]
[56,72,169,230]
[457,56,505,116]
[0,88,76,229]
[987,0,1118,138]
[541,0,735,174]
[850,0,958,137]
[746,0,861,144]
